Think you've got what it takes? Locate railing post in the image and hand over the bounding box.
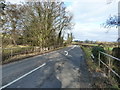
[108,57,111,77]
[98,51,100,67]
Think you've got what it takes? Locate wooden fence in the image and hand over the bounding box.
[2,46,59,63]
[98,51,120,78]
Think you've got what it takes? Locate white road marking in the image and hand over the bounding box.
[68,55,72,57]
[56,76,60,80]
[0,63,46,89]
[1,45,77,89]
[68,45,76,51]
[64,45,77,56]
[64,51,68,56]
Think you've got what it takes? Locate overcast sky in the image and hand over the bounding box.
[6,0,119,42]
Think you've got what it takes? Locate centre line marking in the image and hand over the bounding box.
[1,63,46,89]
[68,45,76,51]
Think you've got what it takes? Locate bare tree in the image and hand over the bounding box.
[22,1,73,47]
[2,3,24,45]
[1,1,73,48]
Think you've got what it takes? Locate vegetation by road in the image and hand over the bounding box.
[2,45,68,64]
[1,1,74,47]
[1,1,74,64]
[81,45,120,89]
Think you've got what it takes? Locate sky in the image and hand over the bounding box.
[6,0,119,42]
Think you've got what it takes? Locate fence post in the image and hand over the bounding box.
[98,52,100,67]
[34,47,36,55]
[36,47,37,55]
[10,48,13,58]
[108,57,111,77]
[25,48,27,56]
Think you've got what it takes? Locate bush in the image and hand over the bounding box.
[92,46,105,62]
[112,47,120,59]
[112,47,120,87]
[112,47,120,69]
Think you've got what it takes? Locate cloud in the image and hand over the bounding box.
[72,22,118,41]
[6,0,119,41]
[64,0,118,41]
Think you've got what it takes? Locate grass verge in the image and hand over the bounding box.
[2,45,67,65]
[81,45,119,89]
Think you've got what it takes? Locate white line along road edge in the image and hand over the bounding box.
[0,63,46,89]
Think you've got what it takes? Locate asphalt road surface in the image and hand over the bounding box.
[1,45,92,88]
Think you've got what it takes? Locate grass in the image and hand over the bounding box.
[82,43,98,46]
[3,46,34,59]
[81,46,101,72]
[4,45,30,48]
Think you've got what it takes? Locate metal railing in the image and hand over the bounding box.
[98,51,120,78]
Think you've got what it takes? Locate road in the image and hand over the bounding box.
[1,45,92,88]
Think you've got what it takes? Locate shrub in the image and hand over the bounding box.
[92,46,105,63]
[92,46,105,58]
[112,47,120,87]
